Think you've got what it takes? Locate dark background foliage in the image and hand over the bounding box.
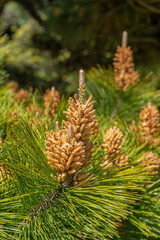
[0,0,160,92]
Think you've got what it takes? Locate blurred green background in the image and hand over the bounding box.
[0,0,160,94]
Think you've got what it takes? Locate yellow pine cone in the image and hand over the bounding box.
[113,46,139,91]
[0,139,2,149]
[45,128,86,185]
[63,94,98,168]
[101,127,129,172]
[103,127,123,159]
[142,151,160,176]
[14,89,30,103]
[63,94,98,140]
[139,102,160,146]
[44,87,60,117]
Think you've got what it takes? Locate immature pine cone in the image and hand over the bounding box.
[63,94,98,140]
[14,89,30,103]
[101,127,129,170]
[63,94,98,168]
[113,31,139,91]
[142,151,160,176]
[45,70,97,187]
[45,125,86,187]
[103,127,123,159]
[44,87,60,117]
[139,102,160,146]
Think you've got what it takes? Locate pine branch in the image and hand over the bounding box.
[22,187,63,224]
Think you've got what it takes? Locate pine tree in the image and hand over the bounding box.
[0,32,160,239]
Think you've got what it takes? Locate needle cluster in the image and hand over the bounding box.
[63,94,98,169]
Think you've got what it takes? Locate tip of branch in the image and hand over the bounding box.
[122,31,128,48]
[51,87,55,97]
[79,69,86,104]
[79,69,85,88]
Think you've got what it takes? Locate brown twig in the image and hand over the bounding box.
[22,187,63,224]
